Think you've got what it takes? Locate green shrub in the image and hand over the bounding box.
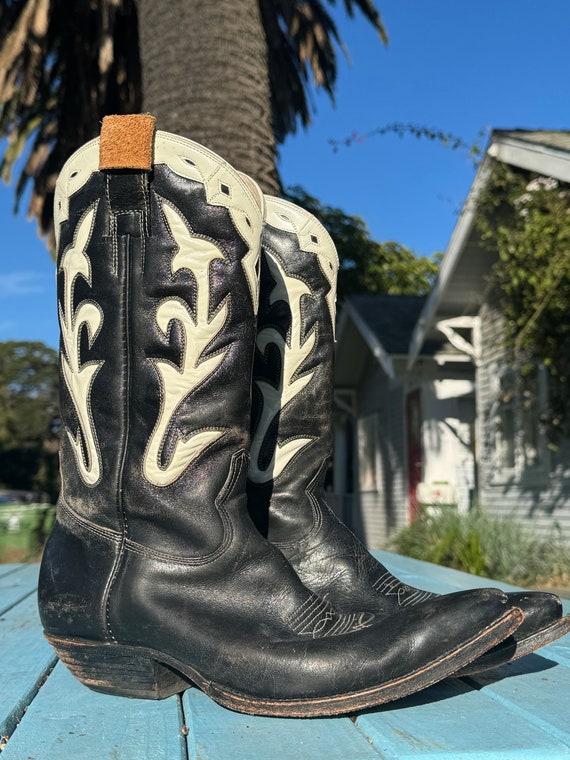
[389,508,570,587]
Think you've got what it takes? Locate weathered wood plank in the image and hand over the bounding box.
[354,676,570,759]
[465,650,570,749]
[0,593,57,745]
[0,563,25,579]
[1,664,187,760]
[352,551,570,756]
[182,688,382,760]
[0,563,39,615]
[375,551,523,594]
[544,632,570,666]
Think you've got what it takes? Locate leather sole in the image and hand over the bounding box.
[458,612,570,675]
[46,606,523,717]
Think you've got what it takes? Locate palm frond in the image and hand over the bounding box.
[262,0,341,142]
[0,0,141,251]
[340,0,388,44]
[0,0,387,248]
[262,0,386,143]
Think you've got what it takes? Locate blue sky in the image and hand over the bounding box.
[1,0,570,350]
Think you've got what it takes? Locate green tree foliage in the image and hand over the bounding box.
[285,186,440,298]
[0,340,60,500]
[475,160,570,434]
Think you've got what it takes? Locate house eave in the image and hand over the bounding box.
[407,159,491,369]
[407,130,570,369]
[488,135,570,184]
[342,300,395,379]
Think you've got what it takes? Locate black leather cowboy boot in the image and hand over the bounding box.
[247,195,569,674]
[38,116,520,716]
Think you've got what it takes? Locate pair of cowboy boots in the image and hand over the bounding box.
[37,115,567,717]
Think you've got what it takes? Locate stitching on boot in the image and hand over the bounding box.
[59,202,105,488]
[272,457,327,551]
[370,569,435,607]
[289,593,372,638]
[122,451,249,566]
[57,497,122,542]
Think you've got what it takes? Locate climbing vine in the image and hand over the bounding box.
[475,159,570,436]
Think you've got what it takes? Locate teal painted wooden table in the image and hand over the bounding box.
[2,553,569,759]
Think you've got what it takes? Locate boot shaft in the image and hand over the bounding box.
[56,117,263,555]
[247,197,338,541]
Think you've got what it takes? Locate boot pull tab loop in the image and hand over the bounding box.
[99,114,156,171]
[99,114,155,236]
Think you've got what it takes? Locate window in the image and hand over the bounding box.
[521,366,545,468]
[496,370,516,470]
[357,413,379,492]
[491,364,548,479]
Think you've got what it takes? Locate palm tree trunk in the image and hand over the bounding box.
[136,0,280,195]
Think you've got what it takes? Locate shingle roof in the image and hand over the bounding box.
[344,293,431,355]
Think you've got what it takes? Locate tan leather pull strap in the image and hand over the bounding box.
[99,114,156,171]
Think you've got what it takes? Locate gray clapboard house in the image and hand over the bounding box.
[332,294,477,548]
[332,130,570,548]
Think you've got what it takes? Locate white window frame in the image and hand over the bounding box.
[357,413,381,493]
[490,363,550,484]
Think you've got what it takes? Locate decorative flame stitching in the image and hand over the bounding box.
[290,593,372,638]
[143,202,229,487]
[371,570,435,607]
[59,205,104,486]
[249,252,316,483]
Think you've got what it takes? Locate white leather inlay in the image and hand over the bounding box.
[263,197,339,336]
[156,135,262,313]
[53,128,264,488]
[143,202,229,487]
[249,252,316,484]
[59,205,104,486]
[54,131,262,311]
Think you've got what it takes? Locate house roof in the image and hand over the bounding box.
[345,294,428,355]
[495,130,570,153]
[336,294,441,383]
[407,129,570,368]
[488,130,570,183]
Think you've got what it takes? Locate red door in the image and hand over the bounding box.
[406,389,423,523]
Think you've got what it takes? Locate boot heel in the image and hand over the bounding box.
[45,633,190,700]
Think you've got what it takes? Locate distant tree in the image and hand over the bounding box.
[0,341,60,500]
[285,186,440,298]
[0,0,387,244]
